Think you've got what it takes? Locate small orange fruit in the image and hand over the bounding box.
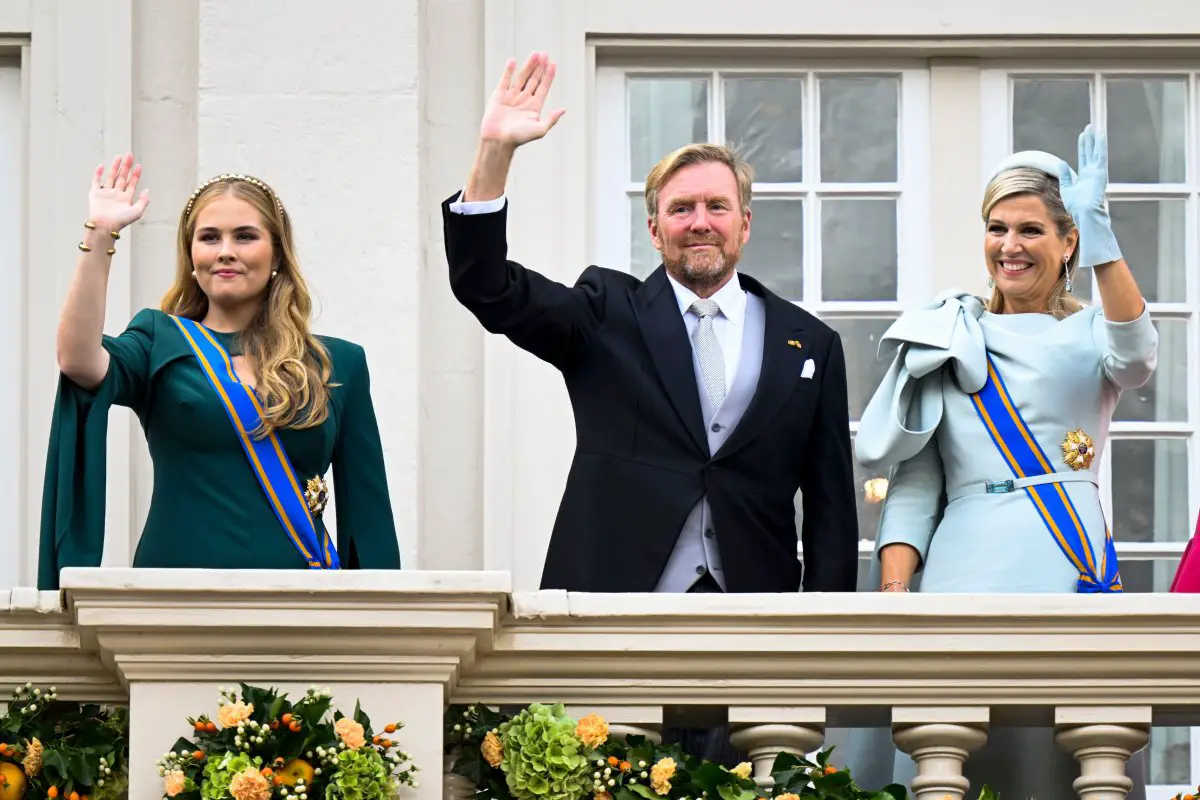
[385,724,397,733]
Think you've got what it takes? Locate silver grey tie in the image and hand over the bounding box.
[689,298,725,410]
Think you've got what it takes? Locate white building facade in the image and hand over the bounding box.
[2,0,1198,792]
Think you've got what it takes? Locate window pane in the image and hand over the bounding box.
[824,316,896,420]
[1110,438,1190,543]
[724,77,804,183]
[629,77,708,182]
[1150,726,1192,785]
[1012,78,1091,171]
[738,198,803,301]
[629,196,657,279]
[1115,320,1187,423]
[1109,199,1187,303]
[1119,558,1181,593]
[1106,77,1187,184]
[819,76,898,182]
[821,198,898,301]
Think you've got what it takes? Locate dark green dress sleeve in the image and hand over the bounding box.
[38,309,157,589]
[331,344,402,569]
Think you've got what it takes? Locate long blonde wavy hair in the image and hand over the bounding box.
[981,167,1085,320]
[161,176,334,437]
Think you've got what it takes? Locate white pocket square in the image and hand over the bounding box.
[801,359,815,379]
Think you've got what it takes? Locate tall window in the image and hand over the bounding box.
[982,64,1200,796]
[0,59,21,590]
[594,63,931,584]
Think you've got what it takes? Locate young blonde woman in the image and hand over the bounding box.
[40,154,401,588]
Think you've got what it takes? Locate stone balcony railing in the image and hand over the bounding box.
[3,569,1199,800]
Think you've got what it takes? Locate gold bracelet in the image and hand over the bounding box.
[106,248,116,256]
[110,230,120,240]
[83,221,96,230]
[78,242,91,252]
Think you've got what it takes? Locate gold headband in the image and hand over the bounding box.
[184,173,285,217]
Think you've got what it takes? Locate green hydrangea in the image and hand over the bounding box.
[497,703,591,800]
[326,747,397,800]
[200,752,258,800]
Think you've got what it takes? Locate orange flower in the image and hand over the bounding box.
[216,701,254,728]
[163,770,186,797]
[229,767,272,800]
[607,757,619,767]
[619,761,631,772]
[650,757,676,796]
[482,731,504,768]
[335,717,366,750]
[575,713,609,748]
[823,765,838,775]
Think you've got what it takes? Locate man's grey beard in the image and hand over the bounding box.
[665,249,739,293]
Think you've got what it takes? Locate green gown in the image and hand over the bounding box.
[38,308,402,589]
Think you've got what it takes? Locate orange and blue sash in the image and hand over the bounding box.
[170,316,339,570]
[970,356,1120,593]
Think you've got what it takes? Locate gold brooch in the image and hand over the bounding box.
[1061,429,1095,471]
[305,475,329,518]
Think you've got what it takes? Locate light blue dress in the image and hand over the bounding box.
[843,290,1158,797]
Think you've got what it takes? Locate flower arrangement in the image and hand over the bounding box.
[0,682,128,800]
[160,683,419,800]
[445,704,1000,800]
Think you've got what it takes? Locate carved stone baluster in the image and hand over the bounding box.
[728,707,826,789]
[891,707,989,800]
[1055,707,1151,800]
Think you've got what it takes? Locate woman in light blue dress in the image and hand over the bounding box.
[846,127,1157,797]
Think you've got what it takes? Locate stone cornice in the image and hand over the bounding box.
[0,589,122,701]
[61,569,512,690]
[452,591,1200,725]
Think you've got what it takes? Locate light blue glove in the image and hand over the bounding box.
[987,125,1122,269]
[1057,124,1122,268]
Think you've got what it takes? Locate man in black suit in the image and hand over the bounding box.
[444,51,859,596]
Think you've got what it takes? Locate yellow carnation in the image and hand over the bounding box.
[650,757,676,795]
[21,737,43,777]
[730,761,753,780]
[229,767,272,800]
[575,713,609,748]
[164,770,187,797]
[481,730,504,767]
[776,794,800,800]
[216,701,254,728]
[335,717,366,749]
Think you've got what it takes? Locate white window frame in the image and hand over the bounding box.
[594,60,933,561]
[0,57,21,591]
[982,61,1200,797]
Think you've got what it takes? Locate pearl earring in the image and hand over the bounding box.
[191,270,197,279]
[271,270,278,278]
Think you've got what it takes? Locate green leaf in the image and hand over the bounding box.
[628,783,660,800]
[454,744,488,784]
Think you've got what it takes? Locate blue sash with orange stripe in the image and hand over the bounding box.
[170,316,340,570]
[970,355,1120,593]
